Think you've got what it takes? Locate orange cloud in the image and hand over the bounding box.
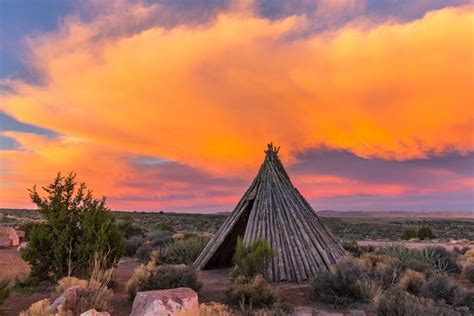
[0,2,472,210]
[1,5,472,175]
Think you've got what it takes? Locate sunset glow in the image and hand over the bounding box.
[0,0,473,211]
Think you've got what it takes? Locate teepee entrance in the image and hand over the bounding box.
[194,144,344,281]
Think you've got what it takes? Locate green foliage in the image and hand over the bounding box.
[18,221,40,241]
[421,274,465,306]
[417,226,435,240]
[148,230,173,248]
[135,244,153,263]
[124,236,144,257]
[226,275,277,312]
[161,237,209,265]
[376,287,459,316]
[21,173,124,281]
[464,265,474,284]
[400,228,417,240]
[342,241,363,257]
[151,221,173,232]
[309,259,371,307]
[126,264,202,300]
[0,279,10,305]
[117,219,143,239]
[230,238,275,280]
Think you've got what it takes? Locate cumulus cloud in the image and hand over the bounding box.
[0,1,472,210]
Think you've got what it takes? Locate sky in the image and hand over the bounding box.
[0,0,473,212]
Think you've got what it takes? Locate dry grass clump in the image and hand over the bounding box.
[55,277,88,294]
[199,302,232,316]
[461,249,474,267]
[399,269,425,295]
[226,274,277,313]
[19,299,54,316]
[126,263,202,301]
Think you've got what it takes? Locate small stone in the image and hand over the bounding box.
[130,287,198,316]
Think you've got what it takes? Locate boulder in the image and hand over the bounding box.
[0,235,11,248]
[49,285,87,313]
[130,287,198,316]
[0,227,19,247]
[80,309,111,316]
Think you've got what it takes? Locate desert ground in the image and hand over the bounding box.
[1,209,473,315]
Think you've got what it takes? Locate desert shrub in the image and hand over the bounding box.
[421,274,465,306]
[417,226,435,240]
[162,237,208,265]
[19,299,51,316]
[135,244,153,263]
[0,279,10,305]
[125,235,144,257]
[126,264,202,300]
[148,230,173,247]
[376,244,415,261]
[342,241,363,257]
[453,246,470,255]
[117,219,143,239]
[464,265,474,283]
[22,173,124,281]
[199,302,232,316]
[309,259,371,307]
[400,258,433,275]
[461,249,474,267]
[369,259,403,289]
[54,251,114,314]
[400,228,417,240]
[399,269,426,295]
[229,238,274,280]
[375,287,459,316]
[151,221,173,232]
[421,247,461,273]
[226,275,276,312]
[55,276,88,294]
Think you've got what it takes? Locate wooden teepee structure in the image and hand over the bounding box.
[194,144,344,282]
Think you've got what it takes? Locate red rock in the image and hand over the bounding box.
[130,287,198,316]
[0,235,11,248]
[49,285,87,313]
[0,227,19,247]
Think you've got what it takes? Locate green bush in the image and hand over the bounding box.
[417,226,435,240]
[162,237,208,265]
[135,244,153,263]
[124,236,144,257]
[0,279,10,305]
[421,247,461,273]
[401,228,417,240]
[126,264,202,300]
[421,274,465,306]
[309,259,371,307]
[464,265,474,283]
[226,275,276,311]
[148,230,173,248]
[342,241,363,257]
[151,222,173,232]
[21,173,124,281]
[376,287,459,316]
[229,238,274,280]
[117,220,143,239]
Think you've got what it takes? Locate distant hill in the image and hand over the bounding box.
[317,210,474,220]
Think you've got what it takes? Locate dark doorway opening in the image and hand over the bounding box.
[204,198,254,268]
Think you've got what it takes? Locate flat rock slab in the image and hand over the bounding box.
[131,287,198,316]
[80,309,111,316]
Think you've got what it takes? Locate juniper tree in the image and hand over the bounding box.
[22,172,124,281]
